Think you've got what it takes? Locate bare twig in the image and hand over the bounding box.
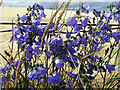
[40,2,65,48]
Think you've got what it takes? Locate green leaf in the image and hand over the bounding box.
[105,72,116,88]
[114,49,119,65]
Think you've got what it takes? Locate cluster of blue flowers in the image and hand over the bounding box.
[0,1,120,89]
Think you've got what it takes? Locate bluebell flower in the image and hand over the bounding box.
[25,51,33,61]
[20,15,27,23]
[72,74,78,82]
[79,37,87,46]
[12,27,21,40]
[32,18,41,26]
[55,59,64,68]
[114,14,120,23]
[47,75,53,84]
[51,36,63,45]
[13,59,19,68]
[63,56,71,63]
[88,28,92,35]
[26,45,32,51]
[21,25,31,33]
[13,27,21,35]
[96,32,100,36]
[27,68,41,80]
[81,17,90,27]
[67,79,72,85]
[32,45,40,56]
[87,67,93,74]
[67,42,76,55]
[66,79,72,89]
[115,1,120,8]
[89,55,97,62]
[36,79,42,84]
[32,69,39,80]
[38,5,44,10]
[93,9,100,17]
[27,71,34,79]
[101,23,111,32]
[66,32,71,38]
[95,65,97,71]
[31,11,35,16]
[33,3,37,10]
[98,21,103,29]
[67,71,73,76]
[73,24,83,33]
[39,10,46,18]
[101,34,110,44]
[46,51,52,59]
[47,73,62,85]
[68,17,77,26]
[17,35,25,49]
[95,55,100,59]
[104,13,113,22]
[106,64,116,74]
[38,67,47,75]
[71,37,79,46]
[1,64,12,74]
[82,4,90,13]
[1,75,7,82]
[56,23,62,30]
[112,32,120,43]
[0,75,8,89]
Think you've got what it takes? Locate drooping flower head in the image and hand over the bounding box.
[104,13,113,22]
[101,23,111,32]
[38,10,46,18]
[73,24,83,33]
[93,9,100,17]
[38,67,47,75]
[106,64,116,74]
[0,64,12,74]
[68,17,77,26]
[50,36,63,45]
[112,32,120,43]
[47,73,62,85]
[114,14,120,23]
[79,37,88,46]
[13,59,19,68]
[115,1,120,9]
[55,59,64,68]
[81,17,90,27]
[46,51,52,59]
[20,15,27,23]
[32,45,40,56]
[82,4,90,13]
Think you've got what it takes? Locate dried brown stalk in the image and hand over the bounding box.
[0,0,3,6]
[14,49,26,88]
[82,45,105,60]
[56,23,65,37]
[40,2,65,48]
[54,0,71,30]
